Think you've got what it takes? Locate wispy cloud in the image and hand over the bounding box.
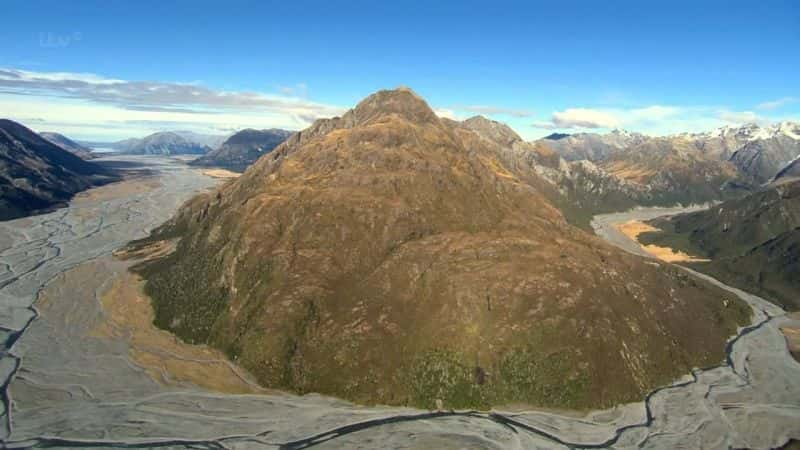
[529,104,774,136]
[278,82,308,98]
[757,96,797,111]
[0,68,345,140]
[717,110,767,125]
[0,68,343,121]
[433,108,459,120]
[550,108,621,129]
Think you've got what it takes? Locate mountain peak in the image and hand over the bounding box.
[461,115,522,147]
[350,87,439,125]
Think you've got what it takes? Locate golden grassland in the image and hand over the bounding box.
[616,220,710,263]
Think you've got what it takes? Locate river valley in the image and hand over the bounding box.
[0,156,798,449]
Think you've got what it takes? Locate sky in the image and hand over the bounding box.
[1,0,798,141]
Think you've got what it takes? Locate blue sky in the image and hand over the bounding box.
[1,0,798,140]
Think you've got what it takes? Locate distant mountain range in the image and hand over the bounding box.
[109,131,213,155]
[39,132,96,160]
[533,121,800,220]
[190,128,292,172]
[0,119,118,221]
[541,121,800,185]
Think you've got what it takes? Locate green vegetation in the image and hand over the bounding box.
[404,325,590,410]
[132,219,231,344]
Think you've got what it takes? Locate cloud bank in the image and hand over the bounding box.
[0,68,345,140]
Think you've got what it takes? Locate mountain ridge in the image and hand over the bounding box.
[0,119,118,220]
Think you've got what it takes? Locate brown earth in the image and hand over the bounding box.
[133,88,751,410]
[73,177,163,204]
[93,267,265,394]
[201,169,241,179]
[616,220,710,263]
[781,311,800,363]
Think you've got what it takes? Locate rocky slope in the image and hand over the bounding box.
[540,122,800,208]
[190,128,293,172]
[132,88,750,410]
[114,131,212,155]
[39,132,96,159]
[729,135,800,183]
[601,136,752,204]
[641,180,800,310]
[539,129,648,162]
[773,156,800,185]
[0,119,117,220]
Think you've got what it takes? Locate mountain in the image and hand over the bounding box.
[0,119,118,220]
[460,116,650,228]
[684,122,800,182]
[728,133,800,183]
[773,156,800,185]
[131,88,749,410]
[538,129,648,161]
[601,136,751,204]
[172,130,230,149]
[543,132,571,140]
[39,132,96,159]
[640,180,800,310]
[113,131,212,155]
[190,128,293,172]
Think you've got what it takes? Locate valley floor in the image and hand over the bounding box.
[0,157,797,448]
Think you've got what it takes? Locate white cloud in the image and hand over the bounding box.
[757,97,797,111]
[550,108,621,129]
[0,67,345,140]
[530,105,728,136]
[433,108,459,120]
[718,110,767,125]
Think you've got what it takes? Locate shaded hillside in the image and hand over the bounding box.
[730,136,800,184]
[0,119,117,220]
[190,128,292,172]
[773,157,800,185]
[641,181,800,310]
[133,88,749,410]
[40,132,96,159]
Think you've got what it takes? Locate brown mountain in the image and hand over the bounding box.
[132,88,749,410]
[0,119,117,221]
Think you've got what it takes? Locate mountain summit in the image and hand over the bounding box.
[133,88,749,410]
